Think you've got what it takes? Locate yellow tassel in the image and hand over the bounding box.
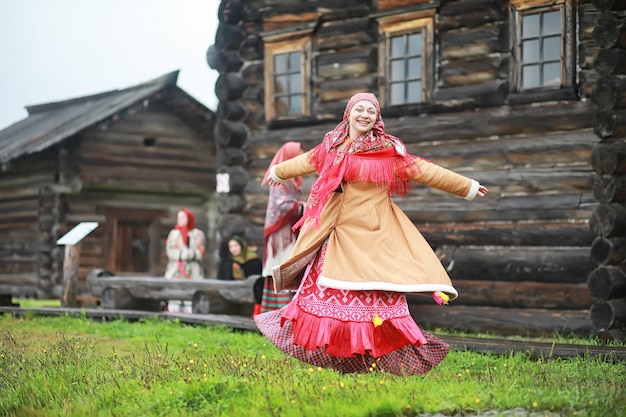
[372,314,383,327]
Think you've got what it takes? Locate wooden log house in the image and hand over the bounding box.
[206,0,617,337]
[0,71,218,306]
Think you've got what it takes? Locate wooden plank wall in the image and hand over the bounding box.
[0,149,60,298]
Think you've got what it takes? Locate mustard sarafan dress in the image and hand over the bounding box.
[254,93,480,376]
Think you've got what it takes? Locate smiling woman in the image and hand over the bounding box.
[256,92,488,376]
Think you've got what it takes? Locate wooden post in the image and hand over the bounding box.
[61,244,81,307]
[56,222,99,308]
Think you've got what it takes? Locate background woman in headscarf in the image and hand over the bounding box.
[164,208,206,312]
[260,142,303,313]
[227,235,262,281]
[255,93,488,376]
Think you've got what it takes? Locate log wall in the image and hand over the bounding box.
[205,0,605,335]
[587,0,626,341]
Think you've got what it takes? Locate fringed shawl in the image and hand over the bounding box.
[293,93,419,231]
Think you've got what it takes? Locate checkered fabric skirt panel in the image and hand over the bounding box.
[254,307,450,376]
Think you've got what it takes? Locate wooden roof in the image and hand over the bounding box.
[0,71,214,169]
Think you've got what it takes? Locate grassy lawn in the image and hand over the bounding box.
[1,313,624,417]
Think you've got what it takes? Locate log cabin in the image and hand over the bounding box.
[0,71,218,306]
[206,0,626,338]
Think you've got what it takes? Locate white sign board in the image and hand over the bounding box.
[56,222,99,246]
[216,172,230,193]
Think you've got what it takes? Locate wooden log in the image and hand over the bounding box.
[593,0,626,11]
[206,45,243,74]
[409,305,593,337]
[214,120,249,147]
[317,18,375,51]
[434,80,509,108]
[317,0,370,22]
[215,74,247,101]
[239,34,263,61]
[589,203,626,237]
[100,285,163,311]
[592,11,626,49]
[594,110,626,138]
[587,265,626,299]
[592,174,626,203]
[61,245,80,308]
[217,193,247,214]
[218,0,245,24]
[593,49,626,76]
[590,140,626,175]
[192,290,231,314]
[241,62,265,87]
[418,220,594,247]
[408,281,593,310]
[438,246,595,284]
[440,25,507,61]
[217,147,248,166]
[438,0,506,32]
[589,299,626,330]
[217,101,247,122]
[317,47,376,80]
[89,275,257,311]
[214,23,245,51]
[591,236,626,265]
[591,75,626,111]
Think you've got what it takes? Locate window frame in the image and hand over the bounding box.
[510,0,575,95]
[377,11,435,108]
[263,35,311,122]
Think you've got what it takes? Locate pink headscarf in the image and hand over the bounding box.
[293,92,418,231]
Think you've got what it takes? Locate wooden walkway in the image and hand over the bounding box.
[1,306,624,362]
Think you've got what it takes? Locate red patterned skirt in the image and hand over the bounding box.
[254,242,450,376]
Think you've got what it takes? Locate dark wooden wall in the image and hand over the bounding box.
[207,0,605,335]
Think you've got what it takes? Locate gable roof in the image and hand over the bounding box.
[0,71,214,168]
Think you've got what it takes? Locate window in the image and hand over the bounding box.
[511,0,574,93]
[264,36,311,121]
[378,12,435,107]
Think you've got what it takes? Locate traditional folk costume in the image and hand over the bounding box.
[165,208,206,313]
[254,93,481,376]
[260,142,303,312]
[165,208,206,280]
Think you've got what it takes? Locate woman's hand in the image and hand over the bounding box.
[266,178,280,186]
[477,185,488,197]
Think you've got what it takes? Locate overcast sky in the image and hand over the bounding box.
[0,0,220,130]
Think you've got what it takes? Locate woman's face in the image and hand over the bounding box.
[228,240,242,257]
[177,211,188,227]
[348,100,377,137]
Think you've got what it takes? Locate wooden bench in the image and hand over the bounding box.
[86,269,262,315]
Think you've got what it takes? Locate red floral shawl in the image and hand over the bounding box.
[293,93,419,231]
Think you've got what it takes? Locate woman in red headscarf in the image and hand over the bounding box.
[165,208,206,280]
[259,142,304,313]
[164,208,206,312]
[254,93,488,376]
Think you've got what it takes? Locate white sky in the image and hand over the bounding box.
[0,0,220,130]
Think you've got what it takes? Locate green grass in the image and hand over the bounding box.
[0,314,624,417]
